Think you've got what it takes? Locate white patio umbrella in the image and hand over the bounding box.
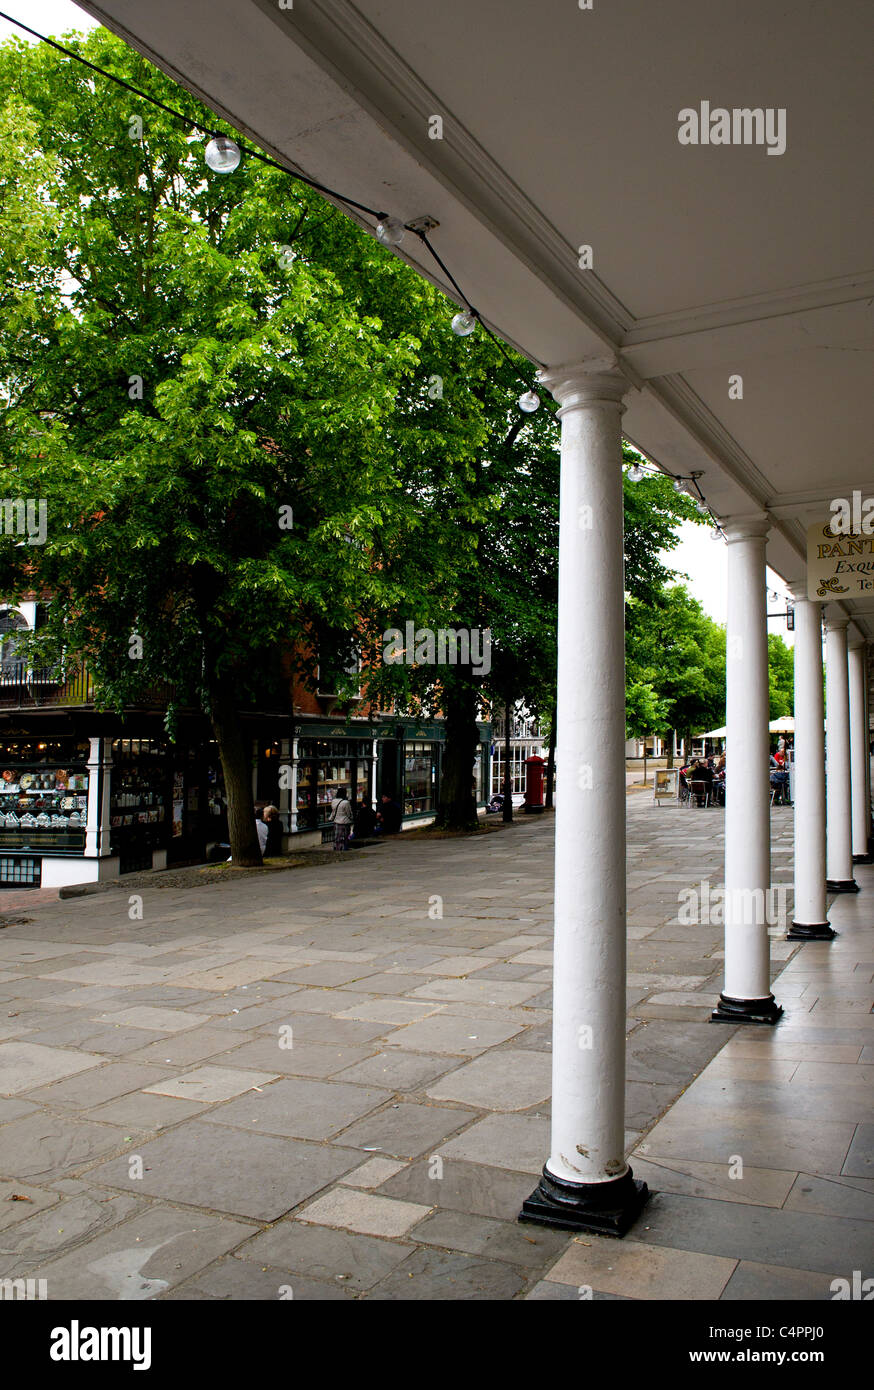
[768,717,795,733]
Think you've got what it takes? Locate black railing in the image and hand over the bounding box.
[0,662,93,708]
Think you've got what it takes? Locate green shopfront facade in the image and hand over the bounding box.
[288,717,492,845]
[0,701,491,884]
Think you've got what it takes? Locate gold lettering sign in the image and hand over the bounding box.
[807,520,874,600]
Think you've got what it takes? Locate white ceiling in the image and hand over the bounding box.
[76,0,874,651]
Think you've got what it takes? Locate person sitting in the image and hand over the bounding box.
[713,762,726,805]
[690,759,713,806]
[353,799,376,840]
[262,804,283,857]
[769,755,790,804]
[375,792,402,834]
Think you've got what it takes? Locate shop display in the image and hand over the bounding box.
[0,764,89,849]
[109,749,168,872]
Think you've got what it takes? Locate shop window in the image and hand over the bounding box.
[295,742,372,830]
[110,739,169,873]
[403,740,437,816]
[493,745,527,796]
[0,609,29,676]
[0,856,41,886]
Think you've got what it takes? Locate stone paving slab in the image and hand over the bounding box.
[19,1204,255,1299]
[200,1076,391,1140]
[87,1122,363,1222]
[0,1041,103,1094]
[0,802,867,1300]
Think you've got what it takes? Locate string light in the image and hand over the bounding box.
[450,310,477,337]
[3,11,546,420]
[375,216,405,247]
[628,461,726,540]
[204,136,241,173]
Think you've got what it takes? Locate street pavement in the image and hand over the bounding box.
[0,798,869,1300]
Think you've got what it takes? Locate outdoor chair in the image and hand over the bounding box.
[688,779,711,808]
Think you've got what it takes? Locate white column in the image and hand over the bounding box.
[290,736,300,834]
[84,736,113,859]
[824,613,858,891]
[848,637,872,861]
[714,516,782,1023]
[520,358,647,1237]
[861,653,867,839]
[787,588,832,938]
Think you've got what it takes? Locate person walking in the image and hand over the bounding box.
[329,786,353,851]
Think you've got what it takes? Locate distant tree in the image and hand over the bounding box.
[627,583,727,752]
[768,631,795,720]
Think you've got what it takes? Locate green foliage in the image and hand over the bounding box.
[768,631,794,720]
[626,583,727,740]
[0,29,713,841]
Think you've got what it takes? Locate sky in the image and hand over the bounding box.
[0,1,96,44]
[1,3,797,646]
[663,522,795,646]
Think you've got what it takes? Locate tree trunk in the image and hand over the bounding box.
[436,671,480,831]
[545,698,556,809]
[502,695,514,823]
[210,684,262,866]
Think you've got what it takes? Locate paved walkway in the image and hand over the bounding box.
[0,801,869,1300]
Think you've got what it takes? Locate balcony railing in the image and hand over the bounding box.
[0,662,94,708]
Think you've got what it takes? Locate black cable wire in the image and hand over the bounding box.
[0,10,545,410]
[416,229,546,383]
[0,10,384,220]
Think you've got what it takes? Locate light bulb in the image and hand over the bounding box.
[451,310,476,337]
[672,477,686,493]
[696,500,709,514]
[628,463,645,483]
[518,391,540,414]
[711,527,722,541]
[205,137,241,173]
[375,216,405,247]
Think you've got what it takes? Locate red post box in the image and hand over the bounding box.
[524,754,546,813]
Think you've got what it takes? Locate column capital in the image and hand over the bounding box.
[537,356,631,414]
[823,609,850,633]
[787,579,816,603]
[720,512,770,544]
[848,632,867,650]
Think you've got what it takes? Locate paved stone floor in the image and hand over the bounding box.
[0,800,870,1300]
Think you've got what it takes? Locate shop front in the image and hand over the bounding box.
[295,737,374,835]
[0,734,92,888]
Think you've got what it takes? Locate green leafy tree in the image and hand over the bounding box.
[627,583,727,752]
[768,631,794,721]
[0,31,428,864]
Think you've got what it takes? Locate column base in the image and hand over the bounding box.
[787,921,836,941]
[826,878,860,893]
[519,1165,649,1238]
[852,851,873,864]
[711,992,783,1025]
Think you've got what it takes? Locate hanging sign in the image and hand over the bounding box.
[807,515,874,601]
